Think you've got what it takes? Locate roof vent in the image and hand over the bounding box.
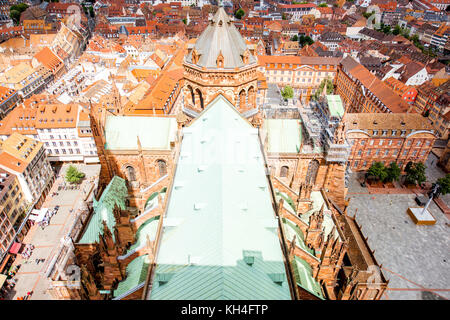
[197,165,206,172]
[268,272,286,285]
[243,250,258,266]
[174,183,184,190]
[155,272,174,285]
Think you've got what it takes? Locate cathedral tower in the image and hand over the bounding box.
[183,7,259,118]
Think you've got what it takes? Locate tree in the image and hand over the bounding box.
[382,24,391,34]
[291,35,298,42]
[392,25,401,35]
[311,78,333,101]
[65,165,85,184]
[89,6,95,18]
[319,3,328,7]
[362,11,375,19]
[435,174,450,195]
[182,18,187,24]
[368,162,388,182]
[299,35,314,47]
[281,86,294,100]
[404,162,427,186]
[385,162,401,183]
[235,8,245,20]
[9,3,28,25]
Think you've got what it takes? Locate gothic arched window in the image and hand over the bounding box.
[305,160,319,185]
[126,166,136,182]
[280,166,289,178]
[157,160,167,177]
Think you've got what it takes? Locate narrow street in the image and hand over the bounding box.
[5,164,100,300]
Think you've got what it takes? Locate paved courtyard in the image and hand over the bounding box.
[6,163,100,300]
[346,153,450,300]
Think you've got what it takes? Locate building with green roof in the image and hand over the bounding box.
[78,176,128,244]
[262,119,302,154]
[146,95,293,300]
[326,95,345,119]
[104,116,177,151]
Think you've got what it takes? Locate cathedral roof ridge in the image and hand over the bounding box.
[185,7,256,69]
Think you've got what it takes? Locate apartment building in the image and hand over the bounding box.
[383,77,418,104]
[335,56,410,113]
[257,55,340,102]
[0,103,99,164]
[0,133,54,205]
[414,79,450,139]
[46,65,86,98]
[430,23,449,52]
[345,113,436,171]
[0,63,51,99]
[0,86,19,120]
[0,170,28,258]
[278,3,317,21]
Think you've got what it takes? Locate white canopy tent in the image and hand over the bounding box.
[28,208,49,223]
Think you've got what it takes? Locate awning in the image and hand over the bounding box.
[28,208,48,223]
[9,242,22,254]
[0,274,7,289]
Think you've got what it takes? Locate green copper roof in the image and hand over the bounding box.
[282,218,315,256]
[128,216,160,252]
[104,115,177,150]
[78,176,128,244]
[113,254,149,299]
[326,95,344,118]
[264,119,302,153]
[148,95,292,300]
[291,256,324,299]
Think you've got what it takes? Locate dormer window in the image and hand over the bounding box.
[216,50,225,68]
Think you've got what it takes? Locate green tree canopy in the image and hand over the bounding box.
[436,174,450,195]
[66,165,86,184]
[362,11,375,19]
[404,162,427,186]
[9,3,28,25]
[299,35,314,47]
[281,86,294,100]
[319,3,328,7]
[291,34,298,42]
[368,162,388,182]
[311,78,333,101]
[385,162,401,183]
[235,8,245,20]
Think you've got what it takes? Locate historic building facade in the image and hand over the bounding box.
[335,56,410,114]
[345,113,436,171]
